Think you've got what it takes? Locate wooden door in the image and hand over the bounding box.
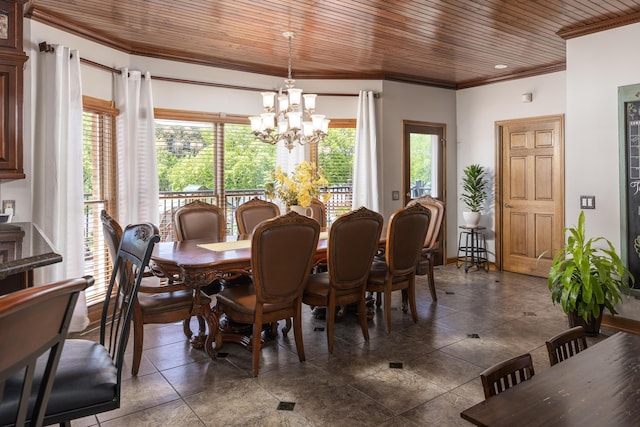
[498,115,564,277]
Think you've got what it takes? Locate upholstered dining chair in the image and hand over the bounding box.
[235,197,281,235]
[2,222,159,426]
[307,197,327,227]
[407,195,445,302]
[303,207,383,353]
[216,211,320,376]
[545,326,588,366]
[366,203,431,333]
[0,276,90,427]
[480,353,536,399]
[173,199,226,242]
[101,210,211,376]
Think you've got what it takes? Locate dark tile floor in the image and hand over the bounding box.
[66,265,614,427]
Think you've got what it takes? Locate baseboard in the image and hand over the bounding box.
[602,314,640,335]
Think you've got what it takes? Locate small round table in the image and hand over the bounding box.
[456,225,489,272]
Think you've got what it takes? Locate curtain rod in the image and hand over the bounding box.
[38,41,364,97]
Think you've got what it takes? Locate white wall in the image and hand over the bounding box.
[566,22,640,250]
[455,72,566,260]
[380,80,457,256]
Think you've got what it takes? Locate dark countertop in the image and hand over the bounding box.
[0,222,62,280]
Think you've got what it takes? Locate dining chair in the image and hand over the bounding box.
[101,210,211,376]
[407,195,445,301]
[480,353,535,399]
[216,211,320,376]
[545,326,588,366]
[303,207,383,353]
[2,222,159,426]
[366,203,431,333]
[235,197,281,235]
[307,197,327,227]
[173,199,226,242]
[0,276,90,427]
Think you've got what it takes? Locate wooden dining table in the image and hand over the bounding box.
[150,232,331,359]
[460,331,640,426]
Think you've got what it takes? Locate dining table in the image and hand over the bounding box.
[460,330,640,426]
[150,232,331,359]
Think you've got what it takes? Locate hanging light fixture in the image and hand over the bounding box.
[249,31,330,151]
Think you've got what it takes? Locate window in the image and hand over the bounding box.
[82,96,117,306]
[155,110,355,237]
[314,119,356,223]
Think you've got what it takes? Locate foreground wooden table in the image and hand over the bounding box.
[460,331,640,426]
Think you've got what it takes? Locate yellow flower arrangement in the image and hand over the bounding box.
[265,161,331,208]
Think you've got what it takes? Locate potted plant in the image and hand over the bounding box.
[460,164,487,227]
[264,161,330,212]
[547,211,634,335]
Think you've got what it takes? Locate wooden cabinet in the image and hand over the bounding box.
[0,0,26,179]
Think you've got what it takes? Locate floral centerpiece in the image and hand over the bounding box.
[265,161,330,208]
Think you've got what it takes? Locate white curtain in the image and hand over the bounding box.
[32,45,88,332]
[115,69,158,226]
[352,90,380,212]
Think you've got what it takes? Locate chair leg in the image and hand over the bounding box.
[358,292,370,343]
[293,305,306,362]
[327,296,336,354]
[401,289,408,313]
[283,318,292,336]
[252,321,262,377]
[408,277,418,324]
[427,256,437,301]
[132,312,144,376]
[376,291,382,309]
[182,317,193,339]
[384,288,392,333]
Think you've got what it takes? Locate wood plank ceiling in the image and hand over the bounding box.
[26,0,640,89]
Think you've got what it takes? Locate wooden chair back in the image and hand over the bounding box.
[252,211,320,304]
[0,277,90,427]
[307,197,327,227]
[480,353,535,399]
[173,200,226,241]
[385,203,432,276]
[328,206,384,291]
[546,326,588,366]
[408,195,444,249]
[235,197,280,235]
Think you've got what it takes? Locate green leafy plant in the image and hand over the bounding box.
[460,164,487,212]
[548,211,633,322]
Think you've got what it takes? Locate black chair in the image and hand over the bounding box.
[480,353,535,399]
[2,222,159,426]
[0,276,91,427]
[546,326,588,366]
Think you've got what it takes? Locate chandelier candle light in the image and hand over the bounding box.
[249,31,330,151]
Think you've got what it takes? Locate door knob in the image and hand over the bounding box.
[504,203,512,208]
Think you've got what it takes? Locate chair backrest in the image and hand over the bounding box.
[328,207,383,290]
[100,222,160,381]
[307,198,327,228]
[173,200,226,241]
[251,211,320,304]
[546,326,588,366]
[480,353,535,399]
[0,276,91,426]
[236,197,281,235]
[101,210,122,266]
[408,195,445,249]
[385,203,432,275]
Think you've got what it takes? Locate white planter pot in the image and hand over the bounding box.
[463,211,481,227]
[289,205,313,217]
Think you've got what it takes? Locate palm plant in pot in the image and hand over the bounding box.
[460,164,487,227]
[547,211,634,335]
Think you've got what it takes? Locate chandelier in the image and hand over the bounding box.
[249,32,330,151]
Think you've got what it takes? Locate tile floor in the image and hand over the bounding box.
[66,265,615,427]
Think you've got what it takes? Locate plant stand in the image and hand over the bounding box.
[456,225,488,272]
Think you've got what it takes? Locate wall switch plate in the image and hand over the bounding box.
[580,195,595,209]
[392,190,400,200]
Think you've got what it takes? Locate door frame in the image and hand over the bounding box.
[494,114,565,271]
[402,120,447,264]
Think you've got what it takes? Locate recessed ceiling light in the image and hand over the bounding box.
[494,64,507,69]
